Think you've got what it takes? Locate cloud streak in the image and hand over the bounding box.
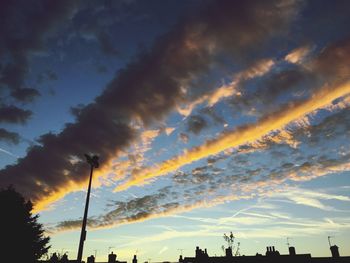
[0,0,300,211]
[116,80,350,191]
[52,98,350,232]
[115,36,350,190]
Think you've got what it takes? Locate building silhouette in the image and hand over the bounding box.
[41,242,350,263]
[182,244,350,263]
[331,245,340,258]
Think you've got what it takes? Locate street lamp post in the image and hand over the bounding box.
[77,154,99,263]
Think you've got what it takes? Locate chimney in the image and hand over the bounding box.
[225,247,233,257]
[87,255,95,263]
[108,252,117,263]
[272,246,275,252]
[289,246,296,256]
[330,245,340,258]
[266,246,270,256]
[195,246,200,258]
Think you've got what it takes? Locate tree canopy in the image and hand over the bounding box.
[0,186,50,262]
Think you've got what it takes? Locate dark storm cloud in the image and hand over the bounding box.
[186,115,208,134]
[0,129,20,145]
[228,36,350,117]
[0,105,32,124]
[10,88,41,103]
[69,104,85,119]
[0,0,77,101]
[312,37,350,83]
[0,0,301,208]
[230,66,315,115]
[260,68,314,99]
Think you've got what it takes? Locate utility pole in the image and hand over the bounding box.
[77,154,99,263]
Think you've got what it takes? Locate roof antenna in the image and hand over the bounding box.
[328,236,335,247]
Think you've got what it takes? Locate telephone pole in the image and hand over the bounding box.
[77,154,99,263]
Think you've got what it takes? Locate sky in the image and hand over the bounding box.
[1,0,350,262]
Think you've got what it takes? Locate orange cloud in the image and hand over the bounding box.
[115,81,350,191]
[177,58,275,116]
[285,45,312,64]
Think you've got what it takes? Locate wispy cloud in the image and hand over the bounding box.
[116,80,350,191]
[285,45,312,64]
[270,187,350,211]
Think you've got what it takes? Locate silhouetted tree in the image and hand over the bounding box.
[0,186,50,262]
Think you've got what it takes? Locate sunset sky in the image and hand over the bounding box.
[1,0,350,262]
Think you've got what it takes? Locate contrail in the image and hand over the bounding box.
[0,147,19,158]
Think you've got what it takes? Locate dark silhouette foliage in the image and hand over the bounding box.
[0,186,50,262]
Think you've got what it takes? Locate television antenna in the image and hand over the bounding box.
[328,236,335,247]
[234,242,241,256]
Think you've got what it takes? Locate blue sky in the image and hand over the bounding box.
[1,0,350,262]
